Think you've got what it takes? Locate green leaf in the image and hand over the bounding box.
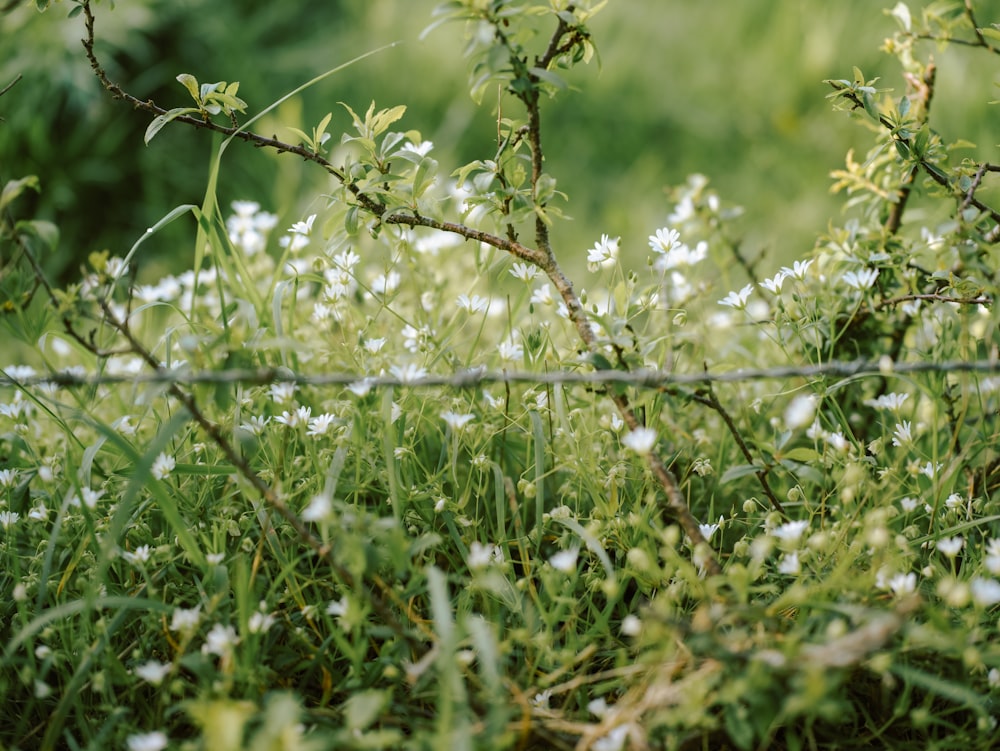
[371,104,407,137]
[721,463,762,483]
[175,73,201,102]
[145,107,197,144]
[344,689,390,732]
[15,219,59,254]
[0,175,40,212]
[779,447,821,463]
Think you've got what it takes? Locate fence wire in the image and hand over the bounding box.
[3,357,1000,391]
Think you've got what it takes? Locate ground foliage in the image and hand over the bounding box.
[3,1,1000,750]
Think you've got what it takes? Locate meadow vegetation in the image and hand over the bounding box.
[3,1,1000,749]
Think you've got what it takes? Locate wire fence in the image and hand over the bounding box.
[4,357,1000,391]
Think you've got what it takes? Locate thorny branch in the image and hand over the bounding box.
[77,0,721,572]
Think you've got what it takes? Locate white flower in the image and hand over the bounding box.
[498,336,523,362]
[401,140,434,156]
[123,544,153,565]
[371,271,401,296]
[622,427,657,455]
[456,293,489,313]
[592,725,631,751]
[442,411,475,430]
[326,597,348,617]
[530,284,555,306]
[864,392,909,411]
[648,227,683,254]
[201,623,239,657]
[842,268,879,290]
[151,453,176,480]
[126,731,169,751]
[289,214,316,236]
[269,382,296,404]
[170,605,201,635]
[390,363,428,384]
[971,577,1000,606]
[899,497,918,513]
[248,610,276,634]
[0,511,20,529]
[784,394,816,430]
[0,469,18,487]
[80,486,105,509]
[587,234,619,270]
[699,516,723,542]
[936,536,964,557]
[307,413,338,436]
[621,614,642,636]
[509,262,539,282]
[718,283,754,310]
[302,493,332,522]
[468,541,504,569]
[239,415,270,436]
[773,520,809,543]
[549,548,579,573]
[133,660,172,686]
[759,271,787,294]
[777,551,801,575]
[888,572,917,596]
[348,378,374,397]
[891,421,913,447]
[781,258,814,280]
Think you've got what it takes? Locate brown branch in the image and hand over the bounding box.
[885,63,936,236]
[689,384,787,518]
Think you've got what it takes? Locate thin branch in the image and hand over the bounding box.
[690,383,787,518]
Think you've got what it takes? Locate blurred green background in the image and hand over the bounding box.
[1,0,997,283]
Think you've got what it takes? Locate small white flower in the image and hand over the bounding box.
[390,363,428,384]
[348,378,374,397]
[371,271,401,296]
[648,227,683,254]
[497,336,523,362]
[248,610,276,634]
[289,214,316,236]
[401,140,434,156]
[759,271,787,294]
[784,394,816,430]
[718,283,754,310]
[864,392,909,411]
[456,293,489,313]
[269,382,296,404]
[239,415,270,435]
[944,493,964,511]
[133,660,172,686]
[622,427,657,455]
[201,623,239,657]
[170,605,201,635]
[891,421,913,447]
[936,536,964,557]
[126,731,169,751]
[442,411,475,430]
[531,689,552,709]
[123,544,152,565]
[510,262,539,282]
[621,614,642,636]
[326,597,348,617]
[587,234,619,270]
[0,511,20,529]
[530,284,555,306]
[699,516,723,542]
[899,497,918,513]
[777,551,801,575]
[307,413,338,436]
[80,486,105,509]
[842,268,879,290]
[971,578,1000,606]
[302,493,332,522]
[990,668,1000,688]
[773,520,809,544]
[0,469,18,487]
[468,541,504,569]
[888,572,917,596]
[781,259,814,281]
[549,548,579,573]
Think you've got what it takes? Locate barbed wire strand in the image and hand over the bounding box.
[3,357,1000,391]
